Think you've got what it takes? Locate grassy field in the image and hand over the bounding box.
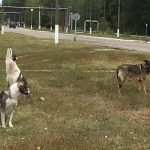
[0,33,150,150]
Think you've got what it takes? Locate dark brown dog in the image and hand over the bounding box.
[116,60,150,94]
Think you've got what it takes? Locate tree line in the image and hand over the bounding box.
[3,0,150,35]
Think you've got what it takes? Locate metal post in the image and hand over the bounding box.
[74,20,77,42]
[146,24,148,36]
[38,5,41,30]
[84,21,86,32]
[23,9,26,28]
[145,24,148,41]
[18,10,20,26]
[31,8,33,30]
[117,0,120,38]
[50,15,53,31]
[55,0,59,44]
[70,12,73,31]
[97,22,99,32]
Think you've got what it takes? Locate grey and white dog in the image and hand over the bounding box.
[116,60,150,94]
[0,82,30,128]
[6,48,29,88]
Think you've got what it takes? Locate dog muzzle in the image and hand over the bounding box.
[13,57,19,61]
[24,88,31,96]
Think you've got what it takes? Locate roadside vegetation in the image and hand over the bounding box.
[0,33,150,150]
[78,31,149,42]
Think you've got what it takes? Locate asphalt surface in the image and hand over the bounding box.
[5,27,150,53]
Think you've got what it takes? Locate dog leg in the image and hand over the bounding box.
[117,79,123,95]
[137,79,145,94]
[139,80,147,95]
[117,72,127,95]
[119,88,122,96]
[8,111,14,128]
[138,81,142,93]
[1,112,6,128]
[142,80,147,95]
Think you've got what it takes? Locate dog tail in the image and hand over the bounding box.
[116,67,122,88]
[6,48,13,59]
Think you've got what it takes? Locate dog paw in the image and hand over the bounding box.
[9,124,14,128]
[1,124,6,128]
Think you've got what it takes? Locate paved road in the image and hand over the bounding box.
[5,27,150,53]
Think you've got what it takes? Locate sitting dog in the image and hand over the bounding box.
[0,82,30,128]
[116,60,150,95]
[6,48,29,88]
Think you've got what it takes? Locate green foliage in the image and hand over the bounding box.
[99,17,111,32]
[4,0,26,6]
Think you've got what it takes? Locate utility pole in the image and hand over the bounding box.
[38,5,41,30]
[50,14,53,31]
[50,7,53,31]
[30,8,33,30]
[55,0,59,44]
[90,0,92,35]
[117,0,120,38]
[103,0,105,20]
[23,9,26,28]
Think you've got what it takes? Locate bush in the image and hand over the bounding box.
[99,17,111,33]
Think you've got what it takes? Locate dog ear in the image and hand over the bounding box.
[18,82,24,87]
[9,48,13,56]
[6,48,10,57]
[144,60,149,64]
[9,48,13,57]
[6,48,12,59]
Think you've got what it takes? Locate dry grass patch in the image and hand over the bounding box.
[0,33,150,149]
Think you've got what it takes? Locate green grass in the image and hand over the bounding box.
[0,33,150,150]
[79,31,149,41]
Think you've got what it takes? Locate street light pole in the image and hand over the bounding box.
[55,0,59,44]
[117,0,120,38]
